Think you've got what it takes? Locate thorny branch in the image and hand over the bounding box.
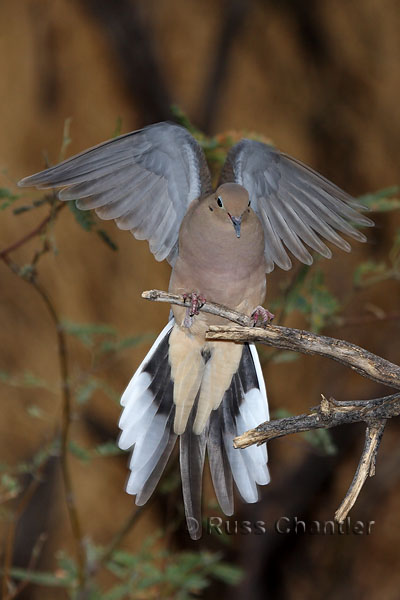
[143,289,400,522]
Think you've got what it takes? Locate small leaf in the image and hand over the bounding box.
[61,320,117,347]
[112,117,123,138]
[270,351,299,364]
[303,429,337,455]
[99,333,151,354]
[103,583,132,600]
[210,562,243,585]
[0,187,19,210]
[8,567,71,587]
[13,205,32,215]
[97,229,118,251]
[69,440,91,463]
[76,379,99,405]
[170,105,197,134]
[353,260,387,286]
[68,201,96,231]
[1,473,21,495]
[93,441,123,457]
[358,186,400,212]
[0,370,53,392]
[26,405,45,419]
[59,117,73,162]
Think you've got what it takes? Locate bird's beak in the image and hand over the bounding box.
[229,215,242,238]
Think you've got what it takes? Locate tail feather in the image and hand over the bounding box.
[118,321,270,540]
[179,399,208,540]
[207,410,234,516]
[136,412,177,506]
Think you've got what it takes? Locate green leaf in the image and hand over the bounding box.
[210,562,243,585]
[309,269,339,332]
[61,320,117,347]
[1,473,21,495]
[170,105,197,134]
[271,409,336,455]
[0,187,19,210]
[302,428,337,455]
[97,229,118,251]
[56,550,78,578]
[69,440,91,463]
[270,351,299,364]
[75,376,120,405]
[59,117,73,162]
[76,379,99,405]
[68,200,96,231]
[0,370,54,392]
[99,333,152,354]
[7,567,71,587]
[102,583,132,600]
[26,405,45,419]
[13,205,32,215]
[112,117,123,138]
[92,441,123,458]
[353,260,388,286]
[358,186,400,212]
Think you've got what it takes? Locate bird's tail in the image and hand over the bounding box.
[118,320,270,539]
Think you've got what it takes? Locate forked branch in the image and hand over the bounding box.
[143,289,400,522]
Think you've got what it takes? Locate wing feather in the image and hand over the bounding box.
[220,139,373,272]
[18,123,213,265]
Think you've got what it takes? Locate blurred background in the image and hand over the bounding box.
[1,0,400,598]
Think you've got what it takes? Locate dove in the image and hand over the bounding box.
[18,122,373,539]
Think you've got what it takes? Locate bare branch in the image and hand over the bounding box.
[142,289,252,326]
[233,393,400,448]
[142,289,400,390]
[335,421,386,523]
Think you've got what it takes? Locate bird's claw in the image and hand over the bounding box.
[183,292,206,317]
[251,306,275,327]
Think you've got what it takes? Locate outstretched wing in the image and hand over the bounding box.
[18,122,213,265]
[220,140,374,273]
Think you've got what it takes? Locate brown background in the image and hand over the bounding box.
[1,0,400,598]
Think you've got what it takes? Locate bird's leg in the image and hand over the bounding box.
[183,292,206,316]
[251,305,275,327]
[182,292,206,328]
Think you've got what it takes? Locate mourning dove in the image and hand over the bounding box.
[19,122,373,539]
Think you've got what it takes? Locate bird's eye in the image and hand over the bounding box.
[217,196,223,208]
[248,200,251,207]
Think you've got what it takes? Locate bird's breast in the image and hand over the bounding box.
[169,213,266,321]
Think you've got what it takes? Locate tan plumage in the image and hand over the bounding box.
[18,122,373,539]
[169,183,266,435]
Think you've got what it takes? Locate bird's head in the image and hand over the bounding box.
[208,183,251,238]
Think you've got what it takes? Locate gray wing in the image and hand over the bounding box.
[18,122,213,265]
[220,139,374,273]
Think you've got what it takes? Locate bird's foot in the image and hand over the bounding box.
[182,292,206,328]
[251,305,275,327]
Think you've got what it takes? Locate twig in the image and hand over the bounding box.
[335,421,386,523]
[2,476,43,600]
[142,289,400,389]
[0,203,64,259]
[233,393,400,448]
[30,280,86,585]
[141,289,252,327]
[5,533,48,600]
[1,210,86,589]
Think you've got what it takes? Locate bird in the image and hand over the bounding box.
[18,121,374,539]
